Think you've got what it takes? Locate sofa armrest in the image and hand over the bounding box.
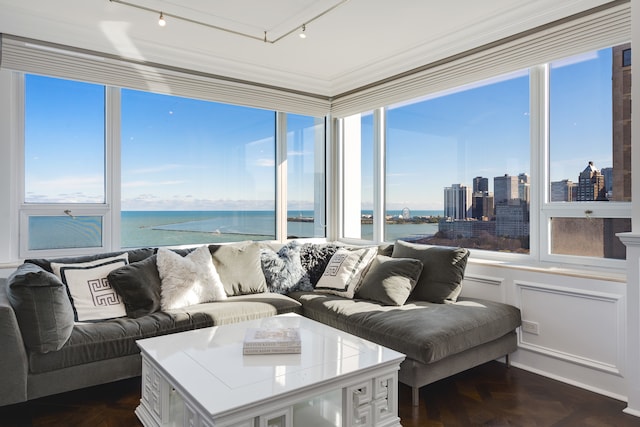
[0,278,28,406]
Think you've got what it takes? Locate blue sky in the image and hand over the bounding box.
[24,48,613,211]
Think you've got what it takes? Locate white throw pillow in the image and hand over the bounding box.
[314,247,377,298]
[157,246,227,310]
[52,254,129,322]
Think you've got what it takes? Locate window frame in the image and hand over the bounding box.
[338,48,631,271]
[16,74,327,259]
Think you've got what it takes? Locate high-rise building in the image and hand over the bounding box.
[576,161,607,201]
[551,179,577,202]
[601,167,613,199]
[518,173,530,204]
[612,43,631,202]
[472,192,494,220]
[444,184,471,220]
[494,174,519,205]
[473,176,489,193]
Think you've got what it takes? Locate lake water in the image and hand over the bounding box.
[120,210,442,248]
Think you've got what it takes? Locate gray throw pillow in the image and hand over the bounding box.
[107,255,161,318]
[208,242,267,295]
[6,263,74,353]
[356,255,423,306]
[391,240,469,303]
[261,241,313,294]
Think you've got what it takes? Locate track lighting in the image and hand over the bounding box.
[109,0,350,43]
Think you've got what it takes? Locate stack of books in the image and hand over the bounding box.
[243,327,301,355]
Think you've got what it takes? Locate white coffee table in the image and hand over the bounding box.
[135,313,405,427]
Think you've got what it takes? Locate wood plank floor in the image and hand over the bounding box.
[0,361,638,427]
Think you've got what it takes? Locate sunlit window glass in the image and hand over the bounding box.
[385,71,530,253]
[120,90,275,247]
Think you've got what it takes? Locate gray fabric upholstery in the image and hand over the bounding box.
[170,293,302,325]
[209,242,267,295]
[289,291,521,365]
[25,248,155,273]
[27,293,301,374]
[392,240,469,303]
[6,263,75,353]
[355,255,423,306]
[108,255,162,318]
[0,278,29,406]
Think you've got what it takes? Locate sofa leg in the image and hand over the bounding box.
[505,354,510,367]
[412,386,420,406]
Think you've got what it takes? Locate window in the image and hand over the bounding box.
[340,44,631,266]
[22,75,108,254]
[20,75,325,256]
[343,111,374,240]
[285,113,326,239]
[120,89,276,248]
[545,46,631,261]
[343,72,530,253]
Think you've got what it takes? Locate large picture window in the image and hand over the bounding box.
[341,43,631,266]
[20,75,325,256]
[22,75,107,253]
[120,89,276,247]
[545,45,632,261]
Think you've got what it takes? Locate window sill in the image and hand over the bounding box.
[468,257,626,283]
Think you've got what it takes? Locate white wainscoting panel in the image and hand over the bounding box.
[461,273,505,301]
[515,281,624,376]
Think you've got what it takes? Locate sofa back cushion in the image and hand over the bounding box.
[391,240,469,303]
[108,255,162,318]
[26,247,155,273]
[209,242,267,296]
[6,263,74,353]
[355,255,423,306]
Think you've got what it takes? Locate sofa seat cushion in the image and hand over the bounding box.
[170,293,302,325]
[289,291,521,365]
[28,293,301,374]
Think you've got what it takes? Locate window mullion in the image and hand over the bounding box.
[106,86,120,250]
[275,112,288,242]
[533,64,549,263]
[373,107,385,243]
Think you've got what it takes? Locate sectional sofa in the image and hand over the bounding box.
[0,240,521,408]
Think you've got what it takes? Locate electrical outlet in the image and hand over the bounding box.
[521,320,540,335]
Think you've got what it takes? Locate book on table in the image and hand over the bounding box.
[243,327,301,355]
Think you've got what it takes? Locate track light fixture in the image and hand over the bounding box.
[109,0,350,43]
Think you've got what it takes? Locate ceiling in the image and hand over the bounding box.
[0,0,616,97]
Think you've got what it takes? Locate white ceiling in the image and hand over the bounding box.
[0,0,616,96]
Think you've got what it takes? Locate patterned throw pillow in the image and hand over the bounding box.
[260,241,313,294]
[157,245,227,310]
[299,243,339,286]
[314,247,377,298]
[51,254,129,322]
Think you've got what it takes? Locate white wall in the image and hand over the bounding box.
[462,261,628,400]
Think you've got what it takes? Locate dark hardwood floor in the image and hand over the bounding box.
[0,362,637,427]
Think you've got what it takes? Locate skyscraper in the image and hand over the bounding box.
[473,176,489,193]
[444,184,471,220]
[551,179,577,202]
[494,174,519,205]
[576,161,606,201]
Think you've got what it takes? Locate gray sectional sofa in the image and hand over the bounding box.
[0,240,521,408]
